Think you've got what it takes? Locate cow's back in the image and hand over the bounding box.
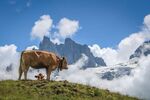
[22,50,58,68]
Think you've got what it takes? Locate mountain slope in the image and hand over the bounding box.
[39,36,106,68]
[130,40,150,59]
[0,80,138,100]
[93,61,137,80]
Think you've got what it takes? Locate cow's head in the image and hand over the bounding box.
[60,57,68,71]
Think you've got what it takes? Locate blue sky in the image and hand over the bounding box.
[0,0,150,51]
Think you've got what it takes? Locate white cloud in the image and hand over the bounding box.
[117,32,150,62]
[57,18,79,38]
[0,44,20,80]
[50,38,62,45]
[144,14,150,30]
[129,55,150,99]
[30,15,80,43]
[89,44,118,65]
[26,45,39,50]
[31,15,53,40]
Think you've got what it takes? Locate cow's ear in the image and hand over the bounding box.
[61,57,64,61]
[62,57,65,60]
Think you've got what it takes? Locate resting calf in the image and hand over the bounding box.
[35,73,45,80]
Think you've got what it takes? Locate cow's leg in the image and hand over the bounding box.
[46,67,52,81]
[18,65,23,80]
[24,67,29,80]
[46,68,49,80]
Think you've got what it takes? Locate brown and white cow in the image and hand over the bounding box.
[18,50,68,80]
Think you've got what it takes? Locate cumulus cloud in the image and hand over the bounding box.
[89,44,118,65]
[89,14,150,65]
[131,55,150,99]
[31,15,53,40]
[0,44,20,80]
[144,14,150,30]
[57,18,79,38]
[49,17,80,44]
[117,27,150,61]
[50,38,63,45]
[30,15,80,44]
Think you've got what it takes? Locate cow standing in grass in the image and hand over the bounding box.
[18,50,68,80]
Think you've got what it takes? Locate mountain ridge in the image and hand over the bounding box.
[39,36,106,68]
[130,40,150,59]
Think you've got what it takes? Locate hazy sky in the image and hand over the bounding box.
[0,0,150,50]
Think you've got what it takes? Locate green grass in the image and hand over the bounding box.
[0,80,138,100]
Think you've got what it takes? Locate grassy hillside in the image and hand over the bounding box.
[0,80,138,100]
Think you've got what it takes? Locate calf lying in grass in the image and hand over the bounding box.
[35,73,45,80]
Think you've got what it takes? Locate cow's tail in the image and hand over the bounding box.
[18,51,24,80]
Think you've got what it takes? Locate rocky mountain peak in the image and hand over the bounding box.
[39,36,106,68]
[130,40,150,59]
[43,36,50,43]
[65,38,74,44]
